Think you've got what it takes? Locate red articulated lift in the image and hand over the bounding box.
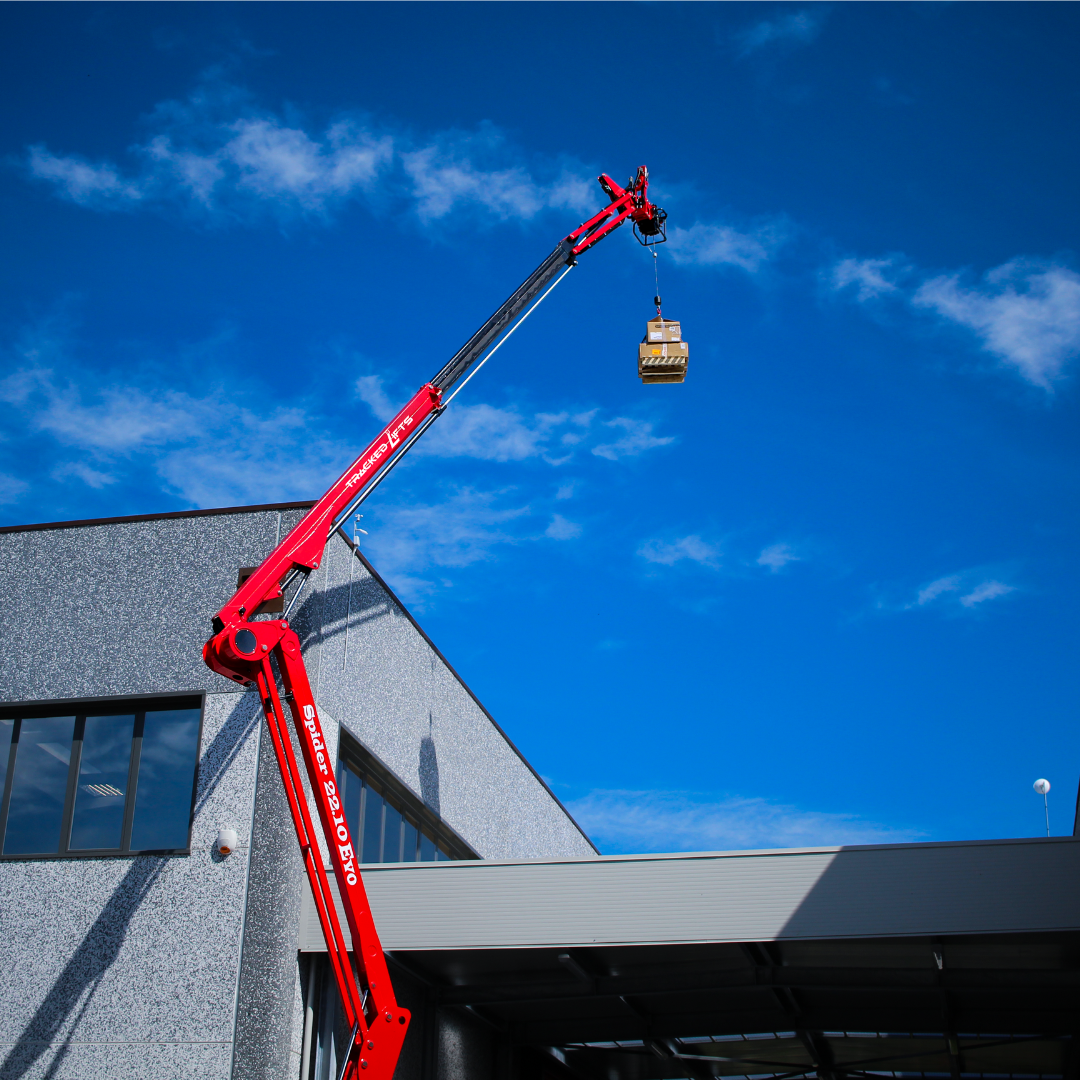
[202,166,669,1080]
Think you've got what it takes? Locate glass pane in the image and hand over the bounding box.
[382,802,402,862]
[419,831,436,862]
[0,718,14,786]
[3,716,75,855]
[401,818,418,863]
[436,846,450,861]
[338,762,362,841]
[361,785,383,863]
[129,708,201,851]
[69,714,134,850]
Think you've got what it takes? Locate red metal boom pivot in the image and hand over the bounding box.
[203,167,667,1080]
[566,165,667,255]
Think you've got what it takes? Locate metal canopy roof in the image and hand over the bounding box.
[301,838,1080,1079]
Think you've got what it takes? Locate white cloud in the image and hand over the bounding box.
[914,574,961,606]
[51,461,116,489]
[354,382,671,467]
[25,82,596,229]
[27,146,146,207]
[757,543,800,571]
[29,113,392,218]
[555,482,575,501]
[362,488,531,601]
[959,579,1015,608]
[638,534,720,569]
[830,257,901,301]
[224,119,390,208]
[419,404,567,462]
[913,260,1080,389]
[0,473,29,505]
[592,417,675,461]
[904,570,1016,613]
[402,147,544,223]
[546,171,597,215]
[666,222,783,272]
[735,10,825,56]
[544,513,581,540]
[566,789,920,854]
[1,360,347,509]
[354,375,396,423]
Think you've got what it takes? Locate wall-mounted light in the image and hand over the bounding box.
[217,827,239,856]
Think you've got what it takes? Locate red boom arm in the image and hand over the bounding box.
[203,166,666,1080]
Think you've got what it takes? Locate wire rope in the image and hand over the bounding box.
[443,262,575,406]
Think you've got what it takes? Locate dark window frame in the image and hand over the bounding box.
[337,729,478,863]
[0,694,204,861]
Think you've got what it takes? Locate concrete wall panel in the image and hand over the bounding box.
[0,506,595,1080]
[0,691,261,1079]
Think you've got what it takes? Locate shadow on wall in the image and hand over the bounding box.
[777,840,1080,941]
[420,715,440,815]
[294,568,397,655]
[0,696,261,1080]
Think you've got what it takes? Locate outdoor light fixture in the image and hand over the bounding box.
[1033,779,1051,837]
[217,828,239,856]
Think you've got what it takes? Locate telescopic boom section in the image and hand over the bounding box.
[202,166,665,1080]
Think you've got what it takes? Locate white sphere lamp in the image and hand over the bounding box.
[1033,780,1051,837]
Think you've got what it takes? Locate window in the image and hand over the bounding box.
[0,696,203,859]
[336,732,476,863]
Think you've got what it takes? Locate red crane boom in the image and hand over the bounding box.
[203,166,667,1080]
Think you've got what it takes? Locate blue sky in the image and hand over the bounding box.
[2,2,1078,853]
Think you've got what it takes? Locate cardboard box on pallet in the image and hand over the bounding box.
[638,345,688,384]
[644,316,682,343]
[639,356,688,374]
[639,342,689,361]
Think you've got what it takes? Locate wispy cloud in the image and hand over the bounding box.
[402,139,594,223]
[0,343,348,508]
[901,569,1017,613]
[28,116,392,218]
[566,788,920,854]
[361,487,531,601]
[913,259,1080,389]
[734,9,826,57]
[354,375,396,423]
[27,148,147,206]
[353,377,674,467]
[591,417,675,461]
[832,252,1080,390]
[419,404,579,463]
[913,574,961,606]
[0,473,29,505]
[24,80,595,229]
[51,461,116,489]
[666,221,785,272]
[638,534,720,569]
[757,543,800,571]
[829,256,902,301]
[544,513,581,540]
[958,579,1015,607]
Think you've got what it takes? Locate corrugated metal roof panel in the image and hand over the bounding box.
[299,838,1080,952]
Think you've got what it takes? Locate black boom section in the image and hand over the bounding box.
[431,240,575,393]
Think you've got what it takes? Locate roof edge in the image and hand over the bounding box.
[355,833,1079,871]
[0,500,318,535]
[341,533,601,856]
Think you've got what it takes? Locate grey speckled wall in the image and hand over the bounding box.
[0,690,262,1080]
[0,506,594,1080]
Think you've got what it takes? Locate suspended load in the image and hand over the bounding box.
[639,315,688,384]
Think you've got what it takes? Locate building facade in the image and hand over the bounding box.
[0,503,595,1080]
